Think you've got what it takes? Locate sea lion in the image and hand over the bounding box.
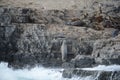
[61,40,67,62]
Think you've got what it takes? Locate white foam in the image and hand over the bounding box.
[0,62,62,80]
[82,65,120,71]
[1,62,119,80]
[0,62,91,80]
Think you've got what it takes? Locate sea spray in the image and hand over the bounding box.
[0,62,120,80]
[0,62,92,80]
[82,65,120,71]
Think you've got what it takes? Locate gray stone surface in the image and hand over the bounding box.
[71,55,95,68]
[62,69,120,80]
[0,7,119,68]
[0,0,120,79]
[92,39,120,65]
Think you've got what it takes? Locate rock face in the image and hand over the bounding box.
[92,39,120,65]
[0,0,120,72]
[71,55,95,68]
[63,69,120,80]
[0,3,120,68]
[0,0,120,79]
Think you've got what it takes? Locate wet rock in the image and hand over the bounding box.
[62,68,120,80]
[62,62,75,68]
[96,58,120,65]
[71,55,95,68]
[62,69,73,78]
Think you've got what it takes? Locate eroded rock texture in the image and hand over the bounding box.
[63,69,120,80]
[0,0,120,74]
[0,6,120,69]
[0,0,120,79]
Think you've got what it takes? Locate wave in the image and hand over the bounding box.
[82,65,120,71]
[0,62,120,80]
[0,62,86,80]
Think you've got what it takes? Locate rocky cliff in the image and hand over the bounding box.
[0,7,119,68]
[0,0,120,79]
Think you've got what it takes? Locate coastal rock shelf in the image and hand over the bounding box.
[0,0,120,79]
[0,6,120,68]
[63,65,120,80]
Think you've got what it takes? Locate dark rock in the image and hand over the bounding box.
[12,15,33,23]
[98,58,120,65]
[62,68,120,80]
[71,55,95,68]
[112,29,120,37]
[20,8,32,14]
[78,41,93,55]
[66,20,86,26]
[92,39,120,65]
[96,71,120,80]
[0,13,11,25]
[92,39,120,58]
[62,69,73,78]
[62,62,75,68]
[0,6,119,69]
[113,6,120,13]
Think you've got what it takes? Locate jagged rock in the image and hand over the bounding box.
[66,20,86,26]
[92,39,120,58]
[0,22,116,68]
[71,55,95,68]
[92,39,120,65]
[12,15,33,23]
[0,13,11,25]
[62,68,120,80]
[62,69,73,78]
[95,57,120,65]
[0,0,120,79]
[0,6,119,69]
[112,29,120,37]
[62,62,75,68]
[78,41,94,55]
[62,69,96,79]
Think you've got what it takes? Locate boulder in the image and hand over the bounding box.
[62,68,120,80]
[71,55,95,68]
[62,62,75,68]
[92,39,120,65]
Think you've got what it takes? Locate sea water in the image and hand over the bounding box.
[0,62,120,80]
[82,65,120,71]
[0,62,90,80]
